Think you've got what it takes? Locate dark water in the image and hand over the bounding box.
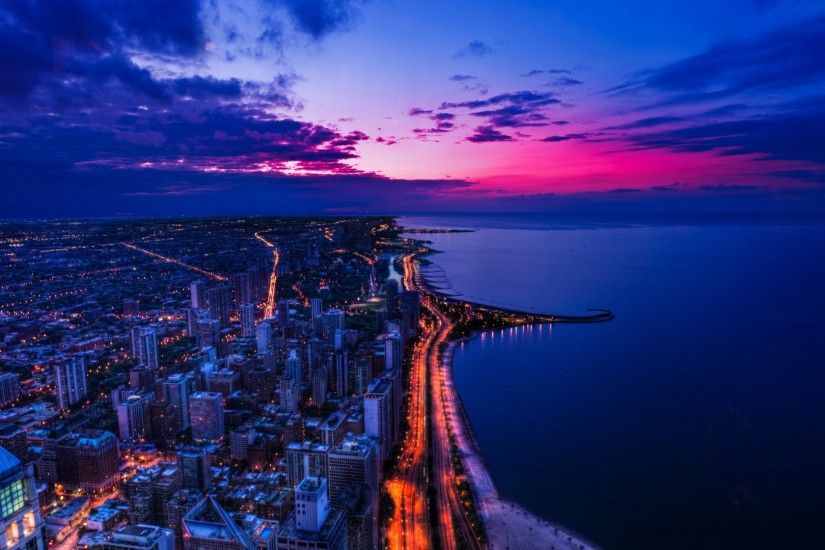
[402,214,825,549]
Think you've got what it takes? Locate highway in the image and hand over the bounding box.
[384,253,483,550]
[385,253,432,549]
[254,231,280,318]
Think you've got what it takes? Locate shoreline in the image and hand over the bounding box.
[440,336,601,550]
[396,229,606,549]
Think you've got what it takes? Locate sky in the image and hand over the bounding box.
[1,0,824,217]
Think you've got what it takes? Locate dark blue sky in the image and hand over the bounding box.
[1,0,823,216]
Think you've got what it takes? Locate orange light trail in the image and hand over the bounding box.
[122,242,227,281]
[255,232,280,318]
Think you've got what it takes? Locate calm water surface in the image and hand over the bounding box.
[402,214,825,549]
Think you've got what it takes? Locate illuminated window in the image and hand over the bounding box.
[0,479,25,519]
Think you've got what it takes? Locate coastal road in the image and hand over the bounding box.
[385,253,433,550]
[385,251,486,550]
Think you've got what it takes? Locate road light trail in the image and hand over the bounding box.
[385,253,432,550]
[255,232,280,318]
[122,242,228,281]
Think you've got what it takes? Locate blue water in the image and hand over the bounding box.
[402,214,825,549]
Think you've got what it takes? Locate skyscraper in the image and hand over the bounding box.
[190,280,207,309]
[194,315,220,350]
[239,303,256,338]
[385,279,398,313]
[0,373,19,406]
[285,348,302,389]
[333,351,349,398]
[279,375,299,414]
[54,355,88,410]
[312,366,328,407]
[131,326,159,370]
[0,445,44,550]
[328,434,379,509]
[255,321,272,354]
[232,270,254,309]
[285,442,329,487]
[364,378,392,462]
[162,374,191,432]
[117,392,152,442]
[189,392,224,443]
[384,331,403,374]
[323,309,345,347]
[311,297,323,334]
[295,476,330,532]
[274,477,347,550]
[176,446,212,491]
[206,284,232,327]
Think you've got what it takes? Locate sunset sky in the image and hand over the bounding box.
[1,0,824,216]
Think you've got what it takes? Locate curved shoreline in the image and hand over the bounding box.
[413,258,614,324]
[440,335,601,550]
[393,234,608,548]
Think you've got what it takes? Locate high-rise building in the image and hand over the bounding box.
[0,428,27,463]
[278,375,299,414]
[189,392,224,443]
[166,489,202,549]
[148,401,178,449]
[277,300,290,325]
[328,435,379,509]
[162,374,191,432]
[323,309,345,347]
[385,280,398,313]
[364,379,392,462]
[131,326,159,370]
[182,495,257,550]
[229,427,257,462]
[125,463,182,526]
[176,446,212,491]
[274,477,347,550]
[190,280,207,309]
[319,413,346,448]
[0,445,44,550]
[295,477,330,532]
[399,290,421,341]
[55,355,88,410]
[129,367,155,391]
[44,430,120,492]
[255,321,272,354]
[207,369,240,397]
[333,351,348,398]
[354,359,372,396]
[384,331,403,374]
[286,349,302,389]
[241,361,276,403]
[232,271,254,309]
[285,442,329,488]
[207,284,232,327]
[117,392,152,442]
[311,367,328,408]
[187,308,208,338]
[194,316,220,350]
[0,373,20,406]
[239,303,256,338]
[311,298,324,334]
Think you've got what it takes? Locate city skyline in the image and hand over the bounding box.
[1,1,824,216]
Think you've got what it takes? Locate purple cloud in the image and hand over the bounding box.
[466,126,512,143]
